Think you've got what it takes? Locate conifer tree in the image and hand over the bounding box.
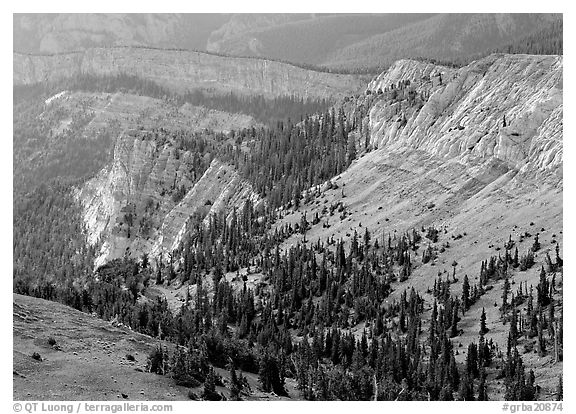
[477,368,488,401]
[479,307,489,335]
[457,372,475,401]
[230,365,242,401]
[202,369,220,401]
[461,275,470,312]
[501,276,510,316]
[532,234,541,252]
[537,266,550,307]
[513,247,519,268]
[556,374,563,401]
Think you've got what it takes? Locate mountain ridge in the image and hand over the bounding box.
[13,47,368,100]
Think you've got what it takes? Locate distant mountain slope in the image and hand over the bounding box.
[14,14,562,73]
[204,13,561,71]
[206,13,316,53]
[496,19,563,56]
[13,47,368,100]
[206,13,434,66]
[13,13,231,54]
[321,13,561,70]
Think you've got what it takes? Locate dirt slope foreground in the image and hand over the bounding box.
[13,293,298,401]
[13,293,189,400]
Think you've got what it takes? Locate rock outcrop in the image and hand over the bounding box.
[274,53,562,286]
[77,133,259,267]
[366,54,562,184]
[149,160,261,259]
[13,47,367,100]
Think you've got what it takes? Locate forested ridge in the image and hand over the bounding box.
[12,65,563,401]
[14,74,331,127]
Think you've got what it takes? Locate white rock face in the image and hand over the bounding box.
[149,159,261,261]
[367,54,562,184]
[76,133,260,267]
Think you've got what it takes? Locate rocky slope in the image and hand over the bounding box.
[24,90,262,267]
[149,159,261,260]
[366,54,562,179]
[278,52,562,264]
[77,137,260,267]
[13,47,367,100]
[268,52,562,397]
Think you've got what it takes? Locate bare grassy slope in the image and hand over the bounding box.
[13,294,300,400]
[13,293,189,400]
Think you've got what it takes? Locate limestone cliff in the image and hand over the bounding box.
[366,54,562,184]
[63,92,262,267]
[77,133,259,267]
[149,160,261,260]
[274,53,562,287]
[13,47,367,100]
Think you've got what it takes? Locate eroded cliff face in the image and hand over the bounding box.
[274,53,562,288]
[13,47,367,100]
[149,160,261,260]
[366,54,562,185]
[58,92,262,267]
[77,133,260,267]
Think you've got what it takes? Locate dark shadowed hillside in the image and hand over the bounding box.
[13,13,231,54]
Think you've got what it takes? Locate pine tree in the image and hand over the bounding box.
[479,307,489,335]
[450,306,459,338]
[202,369,220,401]
[258,350,285,395]
[477,367,488,401]
[230,365,242,401]
[513,247,519,268]
[532,234,541,252]
[556,374,563,401]
[466,343,479,378]
[537,307,546,356]
[537,266,550,307]
[555,243,563,268]
[502,276,510,316]
[457,372,475,401]
[461,275,470,312]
